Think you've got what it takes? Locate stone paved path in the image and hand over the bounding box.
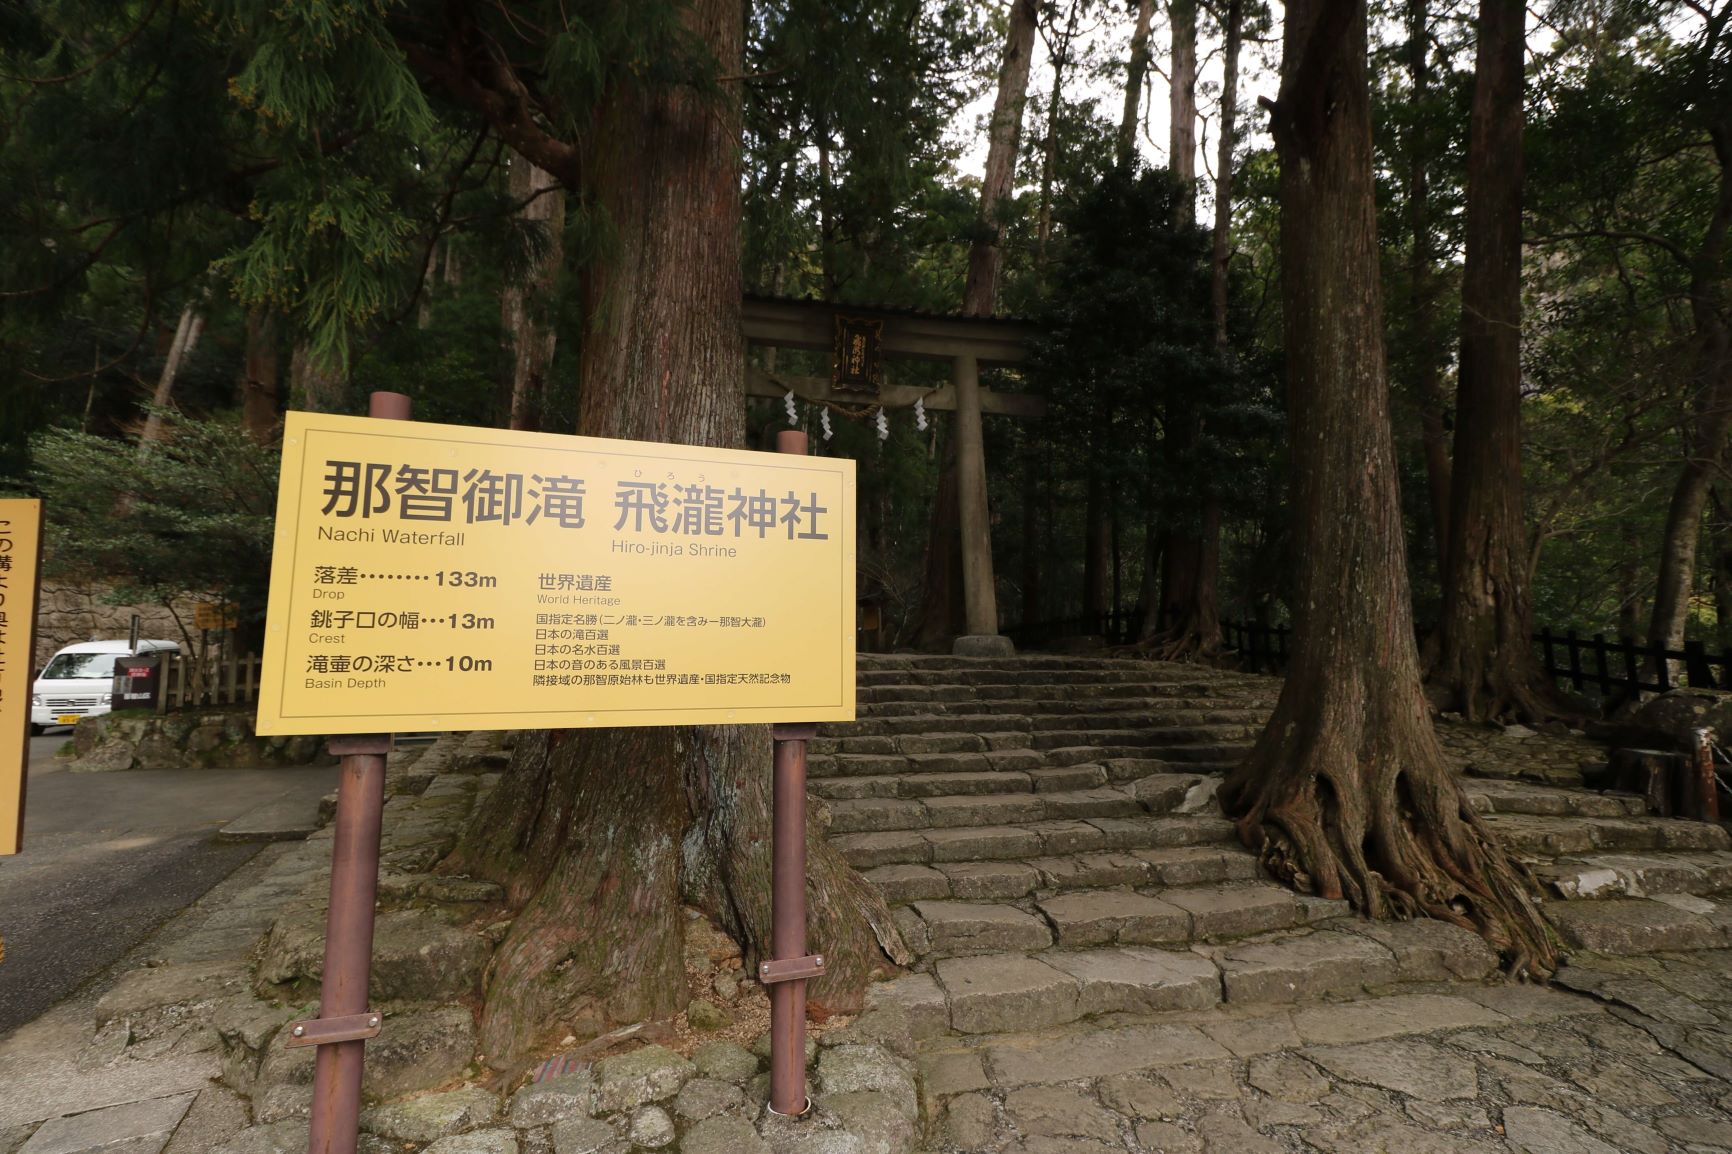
[915,953,1732,1152]
[14,657,1732,1154]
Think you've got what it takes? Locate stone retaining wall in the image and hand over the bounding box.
[68,708,329,771]
[32,581,215,667]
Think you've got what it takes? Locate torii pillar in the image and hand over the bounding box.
[951,354,1014,657]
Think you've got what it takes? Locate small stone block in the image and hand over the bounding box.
[862,864,950,904]
[1043,947,1222,1016]
[935,954,1081,1034]
[1038,890,1191,947]
[934,861,1041,900]
[1218,931,1398,1005]
[1157,884,1300,940]
[913,899,1053,956]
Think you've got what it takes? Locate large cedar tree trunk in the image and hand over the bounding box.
[1407,0,1452,573]
[1168,0,1198,214]
[918,0,1037,638]
[137,304,203,451]
[962,0,1038,317]
[1648,125,1732,655]
[445,0,901,1069]
[288,339,347,412]
[1210,0,1243,348]
[1140,0,1221,656]
[1116,0,1156,170]
[238,309,280,444]
[1220,0,1553,975]
[501,158,566,432]
[1428,0,1564,722]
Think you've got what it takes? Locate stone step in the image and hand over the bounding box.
[810,745,1249,779]
[1464,780,1647,819]
[812,766,1210,805]
[826,710,1267,740]
[856,687,1270,707]
[900,881,1340,961]
[1481,812,1732,856]
[827,788,1149,834]
[863,845,1261,904]
[1027,728,1257,752]
[874,915,1500,1038]
[1545,895,1732,954]
[833,814,1238,870]
[854,668,1273,691]
[1536,851,1732,900]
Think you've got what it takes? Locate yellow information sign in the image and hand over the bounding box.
[1,499,43,857]
[258,413,856,735]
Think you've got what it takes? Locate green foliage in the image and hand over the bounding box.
[30,412,279,626]
[1027,167,1281,614]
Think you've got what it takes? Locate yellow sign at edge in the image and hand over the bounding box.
[1,499,43,856]
[257,413,856,735]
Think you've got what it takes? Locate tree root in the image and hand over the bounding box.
[1224,718,1557,980]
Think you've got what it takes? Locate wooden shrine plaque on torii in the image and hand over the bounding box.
[741,295,1045,654]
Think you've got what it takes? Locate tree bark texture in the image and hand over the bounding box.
[915,424,966,645]
[1117,0,1157,170]
[1648,124,1732,654]
[501,158,565,432]
[1221,0,1554,976]
[445,0,901,1071]
[1429,0,1562,723]
[137,304,203,451]
[1210,0,1243,347]
[239,309,280,444]
[1168,0,1198,218]
[1407,0,1452,573]
[1154,504,1223,653]
[919,0,1036,635]
[962,0,1038,316]
[1083,472,1114,621]
[288,339,347,412]
[1035,5,1076,268]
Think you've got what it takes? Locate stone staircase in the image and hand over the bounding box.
[822,654,1732,1041]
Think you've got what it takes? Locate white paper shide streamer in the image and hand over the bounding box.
[914,395,928,431]
[783,390,797,426]
[820,407,833,441]
[875,408,889,441]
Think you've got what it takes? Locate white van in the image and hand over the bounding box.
[31,639,182,733]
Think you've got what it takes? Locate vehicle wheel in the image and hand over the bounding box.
[29,724,44,736]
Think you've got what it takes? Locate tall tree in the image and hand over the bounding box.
[1210,0,1244,346]
[500,158,565,432]
[1118,0,1158,170]
[964,0,1040,315]
[1144,0,1229,654]
[1406,0,1454,573]
[1221,0,1552,973]
[919,0,1038,641]
[1648,125,1732,655]
[238,310,280,444]
[1169,0,1199,215]
[399,0,901,1067]
[1429,0,1563,721]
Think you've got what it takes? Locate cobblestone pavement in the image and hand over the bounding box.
[919,953,1732,1153]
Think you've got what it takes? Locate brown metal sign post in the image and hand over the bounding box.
[291,391,410,1154]
[762,428,824,1116]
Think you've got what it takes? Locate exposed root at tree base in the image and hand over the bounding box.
[1223,733,1558,980]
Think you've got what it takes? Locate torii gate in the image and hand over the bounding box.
[740,295,1044,655]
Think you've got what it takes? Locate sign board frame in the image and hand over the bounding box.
[256,413,857,736]
[0,499,43,857]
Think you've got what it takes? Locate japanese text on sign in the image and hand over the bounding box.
[257,413,856,735]
[0,499,43,856]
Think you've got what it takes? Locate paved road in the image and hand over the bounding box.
[0,734,337,1036]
